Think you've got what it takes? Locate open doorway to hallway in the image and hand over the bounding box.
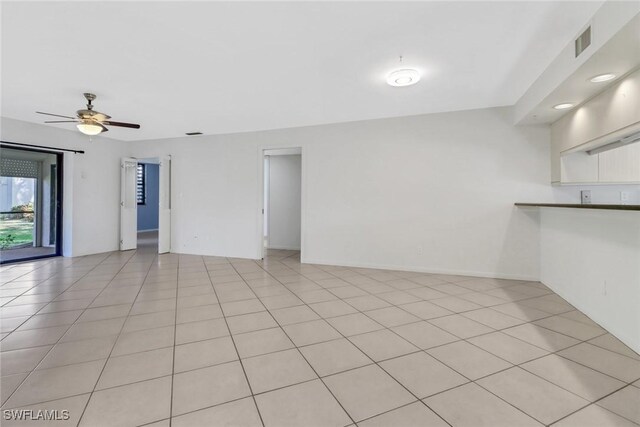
[136,160,160,251]
[0,145,63,263]
[120,156,171,254]
[262,147,302,259]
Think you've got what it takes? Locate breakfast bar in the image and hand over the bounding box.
[516,203,640,353]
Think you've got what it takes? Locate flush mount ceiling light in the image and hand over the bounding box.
[386,56,420,87]
[589,73,617,83]
[76,121,104,135]
[387,69,420,87]
[553,103,574,110]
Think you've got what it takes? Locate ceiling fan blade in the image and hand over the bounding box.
[92,112,111,121]
[44,120,78,123]
[36,111,76,119]
[99,124,109,132]
[102,120,140,129]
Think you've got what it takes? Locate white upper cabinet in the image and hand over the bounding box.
[551,69,640,184]
[598,142,640,183]
[560,151,600,183]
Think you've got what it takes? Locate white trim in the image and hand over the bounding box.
[266,245,301,251]
[257,144,305,261]
[137,228,158,232]
[303,258,539,282]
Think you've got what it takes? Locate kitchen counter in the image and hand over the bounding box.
[515,203,640,211]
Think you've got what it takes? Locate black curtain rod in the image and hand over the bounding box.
[1,140,85,154]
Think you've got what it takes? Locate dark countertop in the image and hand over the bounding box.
[515,203,640,211]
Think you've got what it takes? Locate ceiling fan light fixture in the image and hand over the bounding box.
[76,122,103,136]
[37,93,140,134]
[387,69,420,87]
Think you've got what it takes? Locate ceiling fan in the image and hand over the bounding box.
[37,93,141,136]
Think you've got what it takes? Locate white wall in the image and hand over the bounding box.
[539,208,640,353]
[267,154,301,250]
[551,183,640,205]
[1,117,127,257]
[131,107,555,279]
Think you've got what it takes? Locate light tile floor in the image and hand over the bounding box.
[1,245,639,427]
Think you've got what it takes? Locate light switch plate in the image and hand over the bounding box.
[581,190,592,204]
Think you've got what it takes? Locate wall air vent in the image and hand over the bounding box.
[575,26,591,57]
[185,132,203,136]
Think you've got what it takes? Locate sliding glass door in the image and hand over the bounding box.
[0,145,63,263]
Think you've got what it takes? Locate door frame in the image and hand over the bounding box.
[120,157,139,251]
[0,143,63,264]
[121,156,171,254]
[158,156,171,254]
[257,145,305,261]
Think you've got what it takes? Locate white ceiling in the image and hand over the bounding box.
[522,13,640,124]
[1,1,604,141]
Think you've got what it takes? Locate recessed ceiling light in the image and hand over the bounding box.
[553,103,574,110]
[589,73,616,83]
[387,69,420,87]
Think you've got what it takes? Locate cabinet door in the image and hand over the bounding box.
[598,142,640,183]
[561,151,599,183]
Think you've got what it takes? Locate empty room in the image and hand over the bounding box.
[1,1,639,426]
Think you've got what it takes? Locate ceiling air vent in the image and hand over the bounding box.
[575,26,591,57]
[185,132,203,136]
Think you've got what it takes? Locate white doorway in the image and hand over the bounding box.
[120,156,171,254]
[261,147,302,259]
[136,159,160,251]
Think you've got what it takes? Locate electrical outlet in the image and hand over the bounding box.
[620,191,630,204]
[581,190,592,205]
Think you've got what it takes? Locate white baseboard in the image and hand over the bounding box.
[267,245,301,251]
[301,257,538,282]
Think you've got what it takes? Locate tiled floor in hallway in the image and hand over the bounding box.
[1,246,639,427]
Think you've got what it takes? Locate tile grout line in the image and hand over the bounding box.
[75,250,158,426]
[205,258,266,427]
[1,252,139,411]
[313,261,640,426]
[249,255,453,426]
[2,249,639,426]
[302,261,564,426]
[235,273,361,426]
[269,254,631,426]
[545,383,640,426]
[166,252,180,427]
